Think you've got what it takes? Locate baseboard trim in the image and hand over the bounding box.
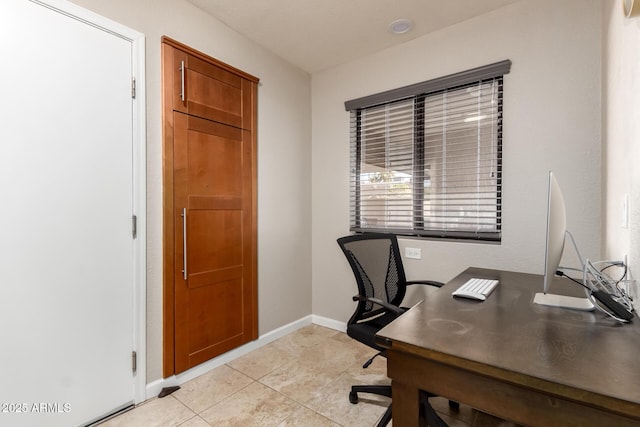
[312,314,347,333]
[146,315,315,399]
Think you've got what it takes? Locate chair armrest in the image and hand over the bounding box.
[352,295,404,315]
[406,280,444,288]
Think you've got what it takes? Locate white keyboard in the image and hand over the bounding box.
[452,277,499,301]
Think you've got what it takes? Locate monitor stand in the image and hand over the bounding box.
[534,293,595,311]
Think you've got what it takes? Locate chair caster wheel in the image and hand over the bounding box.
[449,400,460,411]
[349,391,359,404]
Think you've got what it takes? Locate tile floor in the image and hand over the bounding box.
[100,325,518,427]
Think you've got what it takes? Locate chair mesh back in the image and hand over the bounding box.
[342,236,403,314]
[386,250,399,302]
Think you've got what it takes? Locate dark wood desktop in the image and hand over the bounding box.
[376,267,640,426]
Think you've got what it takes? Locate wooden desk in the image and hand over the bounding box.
[376,267,640,426]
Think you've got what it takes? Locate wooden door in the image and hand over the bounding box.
[162,37,258,375]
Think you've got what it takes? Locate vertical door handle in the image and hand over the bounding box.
[181,208,187,280]
[179,60,185,102]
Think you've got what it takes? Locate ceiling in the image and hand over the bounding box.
[187,0,520,73]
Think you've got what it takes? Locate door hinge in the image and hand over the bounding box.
[132,351,137,373]
[131,77,136,99]
[132,215,137,239]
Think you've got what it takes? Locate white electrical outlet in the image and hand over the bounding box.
[405,247,422,259]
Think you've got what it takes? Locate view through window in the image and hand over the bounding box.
[346,61,510,241]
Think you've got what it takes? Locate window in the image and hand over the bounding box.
[345,61,510,241]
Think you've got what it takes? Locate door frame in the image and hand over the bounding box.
[35,0,147,404]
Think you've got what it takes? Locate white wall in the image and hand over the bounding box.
[312,0,603,322]
[602,3,640,283]
[69,0,312,383]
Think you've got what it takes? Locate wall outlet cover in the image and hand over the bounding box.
[405,247,422,259]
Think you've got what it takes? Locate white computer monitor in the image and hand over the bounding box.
[533,172,594,311]
[543,171,566,294]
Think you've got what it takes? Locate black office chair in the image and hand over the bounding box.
[337,233,458,427]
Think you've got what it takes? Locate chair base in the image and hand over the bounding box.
[378,405,392,427]
[349,385,392,426]
[349,384,392,403]
[349,385,459,427]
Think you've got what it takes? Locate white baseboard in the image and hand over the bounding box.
[312,314,347,333]
[146,315,316,400]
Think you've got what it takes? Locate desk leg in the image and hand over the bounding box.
[392,380,425,427]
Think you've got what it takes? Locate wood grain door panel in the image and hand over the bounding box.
[186,56,243,128]
[163,37,258,376]
[187,121,242,195]
[187,211,243,287]
[179,279,245,368]
[173,111,254,372]
[170,47,245,128]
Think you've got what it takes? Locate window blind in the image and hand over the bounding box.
[346,61,510,241]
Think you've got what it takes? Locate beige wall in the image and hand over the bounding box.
[311,0,604,322]
[62,0,639,389]
[602,3,640,284]
[69,0,313,383]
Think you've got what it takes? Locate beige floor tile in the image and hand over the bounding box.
[99,396,195,427]
[259,358,343,404]
[227,340,298,380]
[257,326,380,407]
[178,415,211,427]
[297,333,376,373]
[100,323,519,427]
[305,370,390,426]
[200,381,300,427]
[329,330,378,355]
[172,365,254,413]
[344,350,389,377]
[269,325,340,357]
[277,406,340,427]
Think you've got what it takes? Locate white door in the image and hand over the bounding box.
[0,1,144,426]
